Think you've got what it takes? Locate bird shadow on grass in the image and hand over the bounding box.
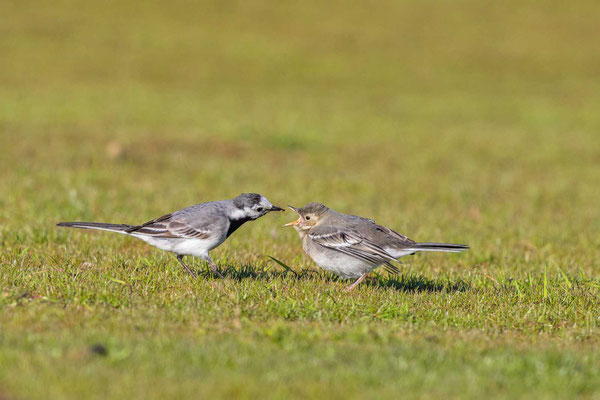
[217,263,323,283]
[220,264,286,281]
[212,262,470,294]
[366,274,471,293]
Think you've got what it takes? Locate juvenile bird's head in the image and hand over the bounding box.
[284,202,329,234]
[232,193,284,220]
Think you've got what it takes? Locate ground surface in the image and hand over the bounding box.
[1,0,600,398]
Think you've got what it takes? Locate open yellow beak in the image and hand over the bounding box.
[284,217,302,227]
[284,205,302,227]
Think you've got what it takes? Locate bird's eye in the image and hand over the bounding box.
[256,207,263,212]
[305,215,311,220]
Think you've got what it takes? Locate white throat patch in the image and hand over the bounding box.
[229,208,248,220]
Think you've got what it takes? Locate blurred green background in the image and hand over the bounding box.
[1,1,599,399]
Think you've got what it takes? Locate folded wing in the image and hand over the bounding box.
[126,213,213,239]
[308,225,401,274]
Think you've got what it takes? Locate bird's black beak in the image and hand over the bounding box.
[270,205,284,212]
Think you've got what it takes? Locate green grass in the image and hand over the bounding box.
[1,0,600,398]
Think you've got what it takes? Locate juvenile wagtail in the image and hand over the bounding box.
[285,202,468,290]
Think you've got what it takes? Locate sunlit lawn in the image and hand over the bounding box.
[1,0,599,398]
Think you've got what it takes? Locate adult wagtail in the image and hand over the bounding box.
[58,193,283,278]
[285,202,468,290]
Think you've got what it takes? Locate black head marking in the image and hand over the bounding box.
[233,193,262,209]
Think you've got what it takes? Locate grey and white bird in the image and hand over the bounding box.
[285,202,468,290]
[58,193,283,278]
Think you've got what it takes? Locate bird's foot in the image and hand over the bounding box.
[211,268,225,279]
[176,255,198,278]
[346,273,369,291]
[207,259,225,279]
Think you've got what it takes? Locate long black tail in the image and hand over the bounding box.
[409,242,469,253]
[57,221,134,233]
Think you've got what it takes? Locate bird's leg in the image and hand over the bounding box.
[176,254,197,278]
[206,256,225,279]
[347,272,369,291]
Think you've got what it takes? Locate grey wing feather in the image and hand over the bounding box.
[346,214,376,224]
[341,211,416,247]
[373,224,415,245]
[126,203,228,239]
[308,225,399,270]
[347,217,417,249]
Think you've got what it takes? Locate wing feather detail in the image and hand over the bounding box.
[126,214,211,239]
[308,227,399,273]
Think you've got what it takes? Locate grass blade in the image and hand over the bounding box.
[557,266,572,289]
[108,277,129,286]
[543,265,548,300]
[268,256,298,277]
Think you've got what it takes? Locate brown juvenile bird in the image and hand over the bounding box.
[285,202,468,290]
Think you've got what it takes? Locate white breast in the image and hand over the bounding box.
[303,238,380,279]
[132,233,227,259]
